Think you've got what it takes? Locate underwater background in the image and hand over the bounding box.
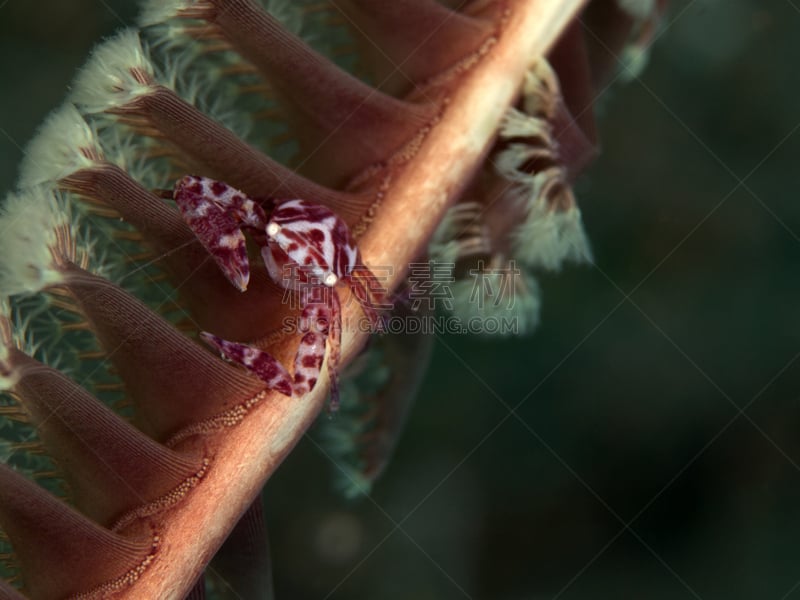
[0,1,798,598]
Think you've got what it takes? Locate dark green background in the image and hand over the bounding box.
[1,1,798,598]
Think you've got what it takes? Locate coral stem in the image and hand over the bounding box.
[125,2,587,597]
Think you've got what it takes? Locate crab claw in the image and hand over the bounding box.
[174,176,251,291]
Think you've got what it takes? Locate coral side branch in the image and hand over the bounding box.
[203,0,436,185]
[6,347,205,526]
[338,0,494,95]
[59,264,265,440]
[135,86,363,218]
[63,163,190,248]
[0,464,158,599]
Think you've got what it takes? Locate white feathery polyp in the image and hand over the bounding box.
[619,44,651,82]
[0,189,71,295]
[450,267,541,336]
[494,143,556,183]
[428,204,462,263]
[616,0,656,21]
[522,60,559,117]
[70,28,156,114]
[158,47,203,94]
[429,202,489,263]
[511,197,593,271]
[137,0,193,27]
[18,104,102,188]
[499,107,553,143]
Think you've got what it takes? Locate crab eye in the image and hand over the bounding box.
[324,273,338,287]
[266,222,280,238]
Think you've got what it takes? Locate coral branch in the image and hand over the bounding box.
[63,164,188,247]
[59,265,264,439]
[336,0,493,95]
[122,1,587,596]
[202,0,437,185]
[134,87,359,215]
[0,464,158,599]
[5,348,205,526]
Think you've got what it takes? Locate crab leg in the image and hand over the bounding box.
[292,290,342,408]
[200,293,340,404]
[173,175,269,290]
[201,332,294,397]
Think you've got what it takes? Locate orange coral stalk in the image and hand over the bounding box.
[122,2,587,597]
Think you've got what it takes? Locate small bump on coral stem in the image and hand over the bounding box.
[62,163,190,249]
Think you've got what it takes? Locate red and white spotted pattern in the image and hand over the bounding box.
[173,176,385,410]
[174,175,268,291]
